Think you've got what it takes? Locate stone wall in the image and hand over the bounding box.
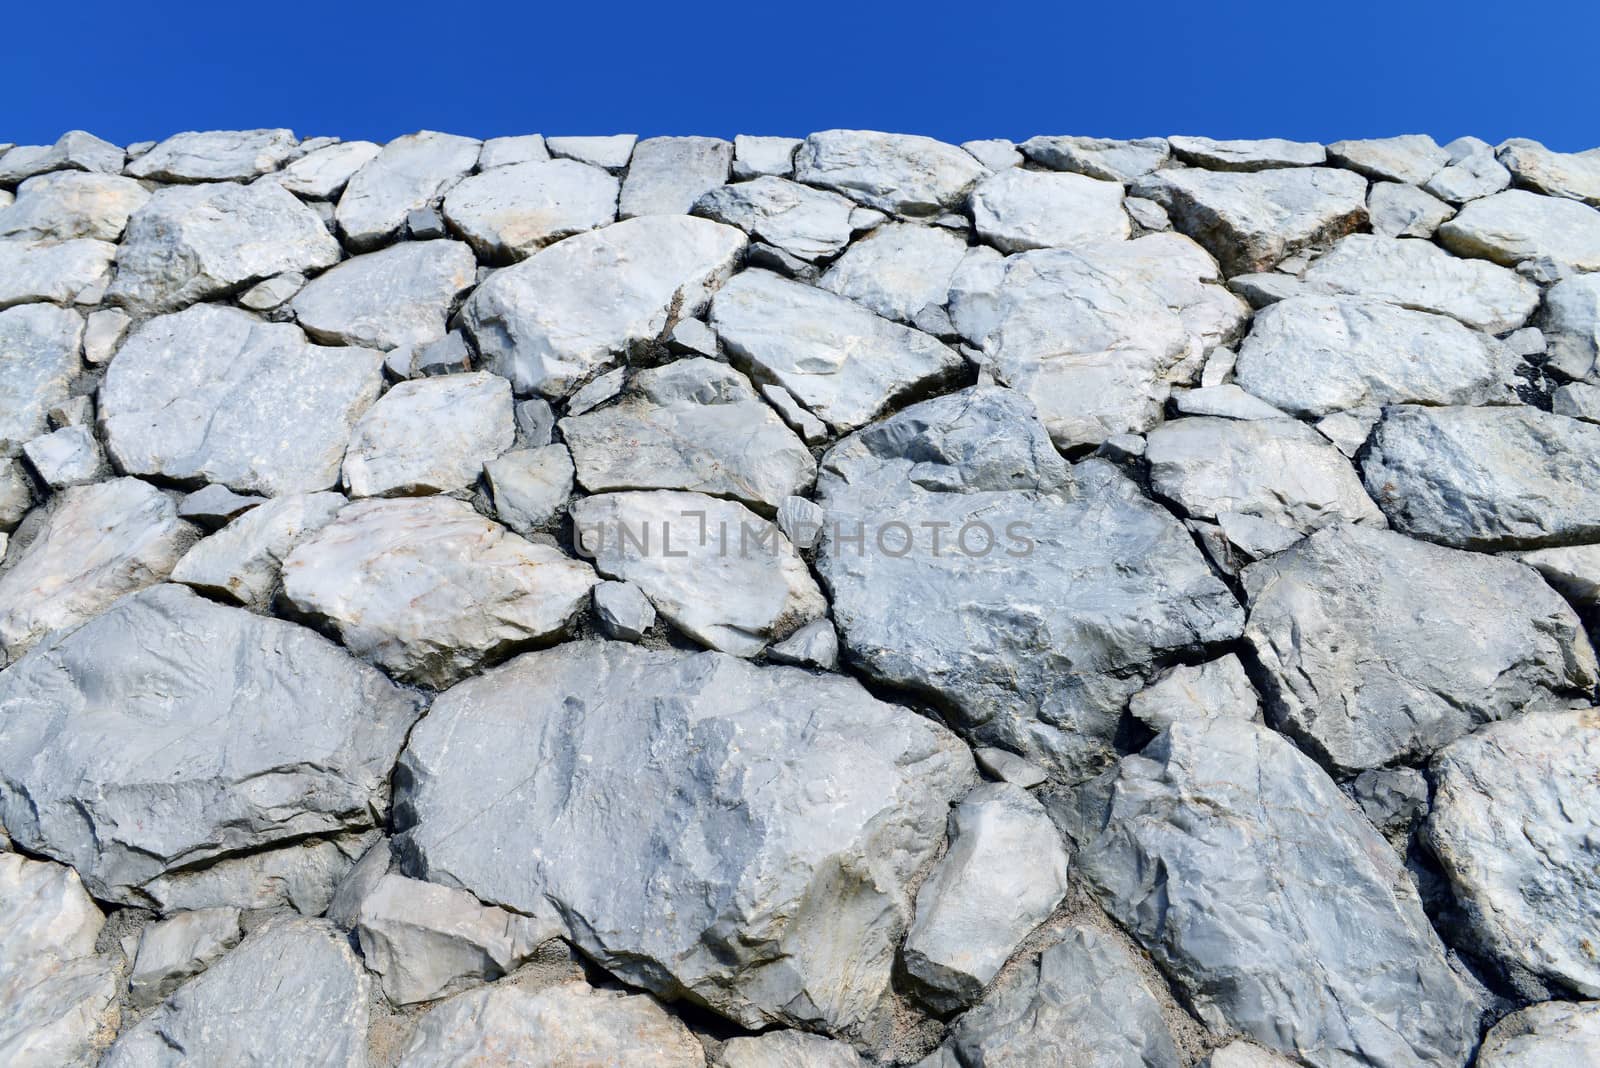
[3,127,1600,1066]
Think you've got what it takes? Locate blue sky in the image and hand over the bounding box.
[7,1,1598,151]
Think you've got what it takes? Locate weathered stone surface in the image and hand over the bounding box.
[546,133,636,171]
[128,907,242,1009]
[1362,405,1600,549]
[275,140,382,199]
[442,159,618,261]
[562,358,814,513]
[1302,233,1539,333]
[170,490,345,607]
[1243,523,1595,773]
[592,578,655,641]
[394,982,705,1067]
[1367,180,1454,237]
[477,134,549,170]
[461,214,746,397]
[718,1031,863,1067]
[970,167,1128,252]
[1132,166,1368,274]
[0,478,193,662]
[484,444,572,533]
[1071,719,1481,1067]
[1168,134,1325,171]
[1426,710,1600,995]
[1203,1042,1299,1068]
[1234,295,1517,416]
[342,372,513,497]
[0,130,123,185]
[283,495,596,686]
[693,175,874,262]
[776,494,824,549]
[0,583,421,902]
[795,130,986,217]
[1127,653,1259,732]
[733,134,802,179]
[621,135,732,218]
[176,482,262,526]
[940,924,1181,1068]
[126,128,297,182]
[1171,384,1285,420]
[0,170,149,241]
[107,180,340,313]
[710,268,963,433]
[1478,1000,1600,1067]
[818,221,968,326]
[354,873,551,1004]
[394,640,975,1033]
[290,239,476,350]
[816,388,1242,780]
[570,490,824,655]
[22,424,105,489]
[766,618,838,670]
[1327,134,1449,184]
[961,138,1022,171]
[1019,135,1169,181]
[102,917,369,1068]
[1438,188,1600,269]
[1424,149,1511,204]
[0,302,81,457]
[0,459,31,530]
[1543,273,1600,379]
[0,237,114,308]
[1517,542,1600,614]
[1349,767,1429,838]
[335,130,481,250]
[0,854,118,1068]
[141,833,372,916]
[81,307,127,364]
[903,783,1069,1012]
[1498,138,1600,206]
[101,305,385,495]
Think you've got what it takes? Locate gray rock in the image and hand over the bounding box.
[405,206,447,239]
[942,924,1181,1068]
[904,783,1068,1012]
[0,170,149,241]
[0,130,123,184]
[0,584,421,902]
[1498,138,1600,206]
[406,329,470,377]
[1227,271,1303,308]
[1167,134,1325,171]
[620,135,733,218]
[1146,416,1384,534]
[394,981,705,1067]
[961,138,1023,171]
[274,139,382,199]
[21,425,106,489]
[1439,189,1600,269]
[671,315,720,356]
[325,838,393,929]
[1423,148,1512,203]
[394,640,975,1033]
[1244,523,1595,773]
[107,180,341,313]
[461,214,746,397]
[237,270,305,310]
[126,128,297,182]
[1019,135,1169,181]
[563,366,625,415]
[545,133,637,171]
[1234,294,1518,416]
[170,491,345,607]
[102,917,369,1068]
[694,175,874,262]
[283,495,596,687]
[0,459,32,530]
[1132,166,1368,274]
[733,134,802,179]
[1426,709,1600,994]
[970,167,1128,251]
[816,388,1242,780]
[777,494,825,549]
[128,908,243,1009]
[441,159,619,261]
[335,130,481,250]
[354,872,552,1004]
[973,748,1048,789]
[342,371,513,497]
[593,579,655,641]
[1203,1042,1299,1068]
[1124,195,1170,231]
[761,382,830,444]
[794,129,988,216]
[1348,767,1429,838]
[1072,718,1481,1067]
[477,133,549,170]
[81,307,128,364]
[1367,180,1455,237]
[562,358,815,513]
[1477,999,1600,1067]
[1127,653,1260,732]
[570,490,825,656]
[1516,542,1600,613]
[176,483,264,527]
[710,269,963,433]
[46,393,92,430]
[0,237,114,309]
[101,305,385,495]
[717,1031,861,1067]
[514,397,556,445]
[484,444,573,533]
[0,303,81,457]
[766,619,838,670]
[0,853,118,1068]
[818,221,968,325]
[1301,233,1539,333]
[1540,273,1600,380]
[141,832,373,916]
[1170,384,1288,420]
[290,240,476,350]
[1327,134,1449,184]
[0,478,194,663]
[1362,405,1600,549]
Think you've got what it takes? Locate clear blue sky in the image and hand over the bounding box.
[7,1,1598,151]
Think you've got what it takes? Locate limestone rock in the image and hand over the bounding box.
[1019,135,1169,181]
[1478,1000,1600,1067]
[546,133,636,171]
[441,158,619,261]
[101,305,385,495]
[1543,273,1600,379]
[1127,653,1260,732]
[1327,134,1449,184]
[766,618,838,670]
[1438,188,1600,269]
[461,214,746,397]
[1498,138,1600,206]
[0,170,149,241]
[1167,134,1325,171]
[818,221,968,326]
[718,1031,863,1067]
[0,458,31,529]
[274,139,382,199]
[0,130,123,184]
[0,237,114,309]
[0,302,81,457]
[1423,149,1512,204]
[1171,384,1287,420]
[394,640,976,1033]
[22,425,106,489]
[290,239,477,350]
[141,833,373,916]
[128,907,243,1009]
[1349,767,1430,838]
[175,483,263,526]
[1516,543,1600,613]
[693,175,872,262]
[733,134,801,179]
[170,490,345,607]
[0,584,421,902]
[795,129,986,217]
[961,138,1022,171]
[342,372,513,497]
[335,130,481,250]
[126,128,297,182]
[1367,180,1454,237]
[970,167,1129,252]
[592,579,655,641]
[620,135,733,218]
[81,307,127,364]
[484,444,573,533]
[478,134,549,169]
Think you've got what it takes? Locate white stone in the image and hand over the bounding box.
[274,140,382,198]
[128,908,242,1009]
[477,134,549,169]
[343,372,513,497]
[442,159,618,261]
[733,134,801,179]
[0,238,114,310]
[126,128,296,182]
[170,491,346,607]
[545,134,637,171]
[291,240,476,350]
[795,129,988,216]
[970,167,1128,252]
[484,445,574,534]
[0,170,149,242]
[336,130,482,250]
[620,135,732,218]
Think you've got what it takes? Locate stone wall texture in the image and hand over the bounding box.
[3,126,1600,1066]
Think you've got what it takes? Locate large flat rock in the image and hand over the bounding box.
[0,302,81,457]
[289,239,477,350]
[0,170,149,242]
[442,158,619,261]
[335,130,481,250]
[794,129,987,216]
[1438,188,1600,269]
[341,371,513,497]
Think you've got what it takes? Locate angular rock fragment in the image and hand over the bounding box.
[1127,653,1260,732]
[22,424,105,489]
[1367,180,1454,237]
[546,133,636,171]
[442,158,619,261]
[733,134,801,179]
[0,302,81,457]
[274,139,382,199]
[693,175,874,262]
[1167,134,1325,171]
[1424,149,1511,203]
[1327,134,1449,184]
[81,307,127,364]
[170,490,345,607]
[141,833,374,916]
[290,239,477,350]
[1498,138,1600,206]
[593,579,655,641]
[394,641,976,1033]
[128,907,243,1009]
[818,221,968,325]
[484,445,572,533]
[969,167,1128,251]
[961,138,1022,171]
[342,372,513,497]
[1542,273,1600,379]
[1348,767,1429,838]
[478,133,549,169]
[0,170,149,241]
[620,135,733,217]
[1171,384,1286,420]
[126,128,297,182]
[0,130,123,184]
[718,1031,863,1067]
[0,237,114,309]
[176,482,263,526]
[335,130,481,250]
[1477,1000,1600,1067]
[766,618,838,670]
[795,129,988,217]
[1438,188,1600,269]
[1019,134,1169,181]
